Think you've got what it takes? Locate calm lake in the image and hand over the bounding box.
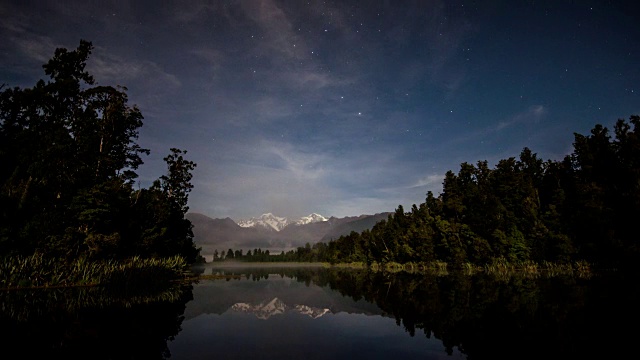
[2,264,639,359]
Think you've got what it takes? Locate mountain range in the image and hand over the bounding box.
[230,297,330,320]
[236,212,328,232]
[182,271,385,321]
[186,212,391,259]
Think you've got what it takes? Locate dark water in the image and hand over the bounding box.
[1,266,639,359]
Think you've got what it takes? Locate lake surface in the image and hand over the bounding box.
[2,265,639,359]
[170,265,462,359]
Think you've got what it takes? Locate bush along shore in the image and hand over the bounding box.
[321,258,593,279]
[0,254,188,290]
[367,258,592,278]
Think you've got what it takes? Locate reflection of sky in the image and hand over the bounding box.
[169,275,463,359]
[169,311,462,360]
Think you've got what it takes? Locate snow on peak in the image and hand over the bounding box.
[230,298,330,319]
[294,213,328,225]
[294,304,331,319]
[237,213,290,231]
[237,212,327,231]
[231,298,286,320]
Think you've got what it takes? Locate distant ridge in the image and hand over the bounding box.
[320,213,390,241]
[186,212,391,258]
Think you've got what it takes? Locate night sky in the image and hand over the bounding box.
[1,1,639,220]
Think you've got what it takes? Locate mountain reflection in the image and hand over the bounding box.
[231,297,331,319]
[231,297,286,319]
[183,266,640,360]
[3,266,639,360]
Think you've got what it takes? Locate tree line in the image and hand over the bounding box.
[8,42,638,270]
[210,247,312,262]
[321,117,640,268]
[221,116,640,269]
[0,40,200,263]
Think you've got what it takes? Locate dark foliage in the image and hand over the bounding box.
[224,116,640,269]
[314,116,640,268]
[0,40,200,262]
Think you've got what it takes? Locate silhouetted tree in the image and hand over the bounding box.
[0,40,199,262]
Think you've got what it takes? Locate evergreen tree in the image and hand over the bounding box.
[0,40,199,262]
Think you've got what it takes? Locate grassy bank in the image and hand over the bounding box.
[0,254,188,290]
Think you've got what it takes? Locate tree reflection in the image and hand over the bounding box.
[26,266,636,359]
[0,284,193,359]
[306,269,640,359]
[211,266,640,359]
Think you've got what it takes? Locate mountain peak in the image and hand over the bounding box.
[236,212,327,231]
[230,298,330,320]
[294,213,328,225]
[237,213,290,231]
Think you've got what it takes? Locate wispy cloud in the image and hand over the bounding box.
[0,3,59,70]
[88,49,181,89]
[494,105,547,132]
[241,0,303,60]
[264,141,328,181]
[187,131,429,219]
[409,174,444,190]
[445,105,549,148]
[190,143,335,219]
[9,35,58,64]
[84,47,182,118]
[251,97,296,122]
[169,1,221,23]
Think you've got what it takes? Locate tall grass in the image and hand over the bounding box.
[484,257,592,279]
[0,254,187,289]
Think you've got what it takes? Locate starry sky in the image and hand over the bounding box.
[1,1,639,220]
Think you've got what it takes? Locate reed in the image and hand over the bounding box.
[0,254,187,290]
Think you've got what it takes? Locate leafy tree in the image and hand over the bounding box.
[0,40,199,262]
[132,148,199,262]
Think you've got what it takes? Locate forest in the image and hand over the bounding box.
[0,41,200,287]
[221,116,640,270]
[3,41,640,278]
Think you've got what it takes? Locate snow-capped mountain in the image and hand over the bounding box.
[231,298,287,320]
[229,298,330,320]
[294,304,331,319]
[237,213,290,231]
[187,211,392,257]
[294,213,328,225]
[236,212,327,232]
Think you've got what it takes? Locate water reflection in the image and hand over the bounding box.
[174,265,640,360]
[1,266,638,359]
[170,268,459,360]
[0,284,193,359]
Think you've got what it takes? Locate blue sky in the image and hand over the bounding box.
[1,0,639,220]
